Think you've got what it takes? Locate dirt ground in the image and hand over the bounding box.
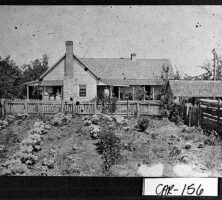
[0,114,222,176]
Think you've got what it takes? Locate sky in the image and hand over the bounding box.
[1,6,222,76]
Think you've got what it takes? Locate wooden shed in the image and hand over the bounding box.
[166,80,222,104]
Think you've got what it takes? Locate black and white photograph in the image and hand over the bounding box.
[0,6,222,178]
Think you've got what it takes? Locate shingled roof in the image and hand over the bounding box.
[79,58,173,80]
[168,80,222,97]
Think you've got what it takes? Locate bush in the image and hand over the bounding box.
[96,130,121,172]
[96,97,118,114]
[2,159,30,175]
[137,118,150,131]
[160,99,184,125]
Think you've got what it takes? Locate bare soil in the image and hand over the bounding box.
[0,115,222,176]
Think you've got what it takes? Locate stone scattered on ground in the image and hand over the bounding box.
[173,164,210,177]
[51,113,72,126]
[179,154,189,164]
[113,115,128,125]
[42,158,55,169]
[102,114,112,121]
[184,142,191,149]
[109,164,136,176]
[123,127,130,131]
[137,163,164,177]
[198,143,204,148]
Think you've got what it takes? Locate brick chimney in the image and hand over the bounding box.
[65,41,74,76]
[131,53,136,61]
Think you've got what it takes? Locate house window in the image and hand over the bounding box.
[79,85,86,97]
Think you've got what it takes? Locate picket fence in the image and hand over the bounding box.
[185,99,222,131]
[0,99,161,117]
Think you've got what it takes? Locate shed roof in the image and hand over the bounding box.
[168,80,222,97]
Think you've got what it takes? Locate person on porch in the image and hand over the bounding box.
[55,90,61,101]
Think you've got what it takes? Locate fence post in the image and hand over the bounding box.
[218,99,221,129]
[197,100,200,127]
[127,100,129,118]
[188,106,191,127]
[37,101,40,116]
[61,101,63,113]
[136,101,140,117]
[25,99,28,113]
[1,99,5,117]
[94,101,97,114]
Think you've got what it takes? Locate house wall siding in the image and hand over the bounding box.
[44,59,65,81]
[63,59,97,101]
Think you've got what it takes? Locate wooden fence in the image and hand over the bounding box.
[184,99,222,130]
[0,99,161,117]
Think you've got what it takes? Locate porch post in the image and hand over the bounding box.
[27,85,29,100]
[110,86,112,98]
[42,86,45,100]
[118,87,120,100]
[152,86,155,101]
[143,86,145,101]
[132,86,135,101]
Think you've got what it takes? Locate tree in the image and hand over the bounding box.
[198,49,222,80]
[20,54,49,98]
[0,56,23,98]
[22,54,49,83]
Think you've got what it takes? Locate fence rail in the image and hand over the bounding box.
[1,99,161,117]
[185,99,222,131]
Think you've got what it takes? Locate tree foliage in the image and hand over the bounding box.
[0,54,49,99]
[21,54,49,83]
[0,56,23,98]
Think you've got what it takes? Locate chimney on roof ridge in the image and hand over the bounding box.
[65,41,73,76]
[131,53,136,61]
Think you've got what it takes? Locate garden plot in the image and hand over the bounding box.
[0,112,222,176]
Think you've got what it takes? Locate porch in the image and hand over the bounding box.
[25,80,63,101]
[97,85,161,101]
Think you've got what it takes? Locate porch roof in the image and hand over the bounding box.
[100,79,164,86]
[26,80,63,86]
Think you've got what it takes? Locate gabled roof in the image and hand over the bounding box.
[40,54,65,80]
[80,58,173,80]
[27,54,173,86]
[168,80,222,97]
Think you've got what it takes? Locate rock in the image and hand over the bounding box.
[184,142,191,149]
[89,124,100,139]
[123,127,130,131]
[84,120,92,126]
[15,113,28,120]
[173,164,193,177]
[109,164,136,176]
[108,125,115,130]
[150,132,158,139]
[0,145,6,153]
[103,114,112,121]
[91,114,100,125]
[169,145,181,157]
[90,124,100,133]
[198,164,207,170]
[173,164,210,177]
[169,134,176,140]
[113,115,128,125]
[198,143,204,148]
[82,116,89,121]
[42,158,54,169]
[137,163,164,177]
[2,120,8,126]
[179,155,189,163]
